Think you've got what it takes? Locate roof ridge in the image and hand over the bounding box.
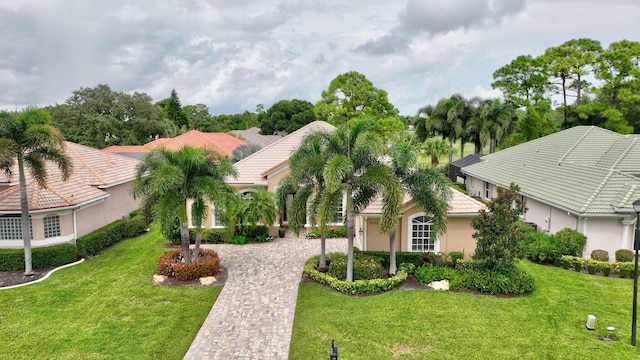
[609,137,638,170]
[579,168,616,213]
[65,142,105,185]
[557,126,594,164]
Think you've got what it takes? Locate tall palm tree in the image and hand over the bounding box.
[387,133,452,274]
[481,99,517,153]
[0,108,72,275]
[309,118,403,281]
[421,137,451,166]
[130,146,236,262]
[423,94,471,162]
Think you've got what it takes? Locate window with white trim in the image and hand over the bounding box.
[410,215,435,252]
[484,182,491,199]
[0,216,32,240]
[43,216,61,238]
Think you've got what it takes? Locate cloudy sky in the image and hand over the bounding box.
[0,0,638,116]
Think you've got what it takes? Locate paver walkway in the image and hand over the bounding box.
[184,235,348,359]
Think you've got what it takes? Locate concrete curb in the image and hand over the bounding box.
[0,258,85,291]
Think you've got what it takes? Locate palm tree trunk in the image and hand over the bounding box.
[389,229,397,275]
[179,219,191,263]
[459,137,465,159]
[319,232,327,270]
[346,195,355,282]
[194,230,202,259]
[17,154,34,276]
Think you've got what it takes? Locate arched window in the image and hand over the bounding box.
[409,214,437,252]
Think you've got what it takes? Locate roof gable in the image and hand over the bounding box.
[361,188,485,215]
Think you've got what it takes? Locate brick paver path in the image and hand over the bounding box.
[184,235,347,359]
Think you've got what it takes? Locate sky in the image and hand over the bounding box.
[0,0,638,116]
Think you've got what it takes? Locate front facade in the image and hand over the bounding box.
[0,142,141,248]
[463,126,640,259]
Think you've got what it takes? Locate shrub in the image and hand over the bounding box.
[230,235,247,245]
[561,256,571,269]
[585,260,599,275]
[255,235,274,243]
[0,244,78,271]
[554,228,587,257]
[615,262,635,278]
[303,255,407,294]
[327,252,383,281]
[601,263,612,276]
[458,267,535,295]
[423,252,448,266]
[414,265,459,285]
[449,251,465,266]
[616,249,634,263]
[572,258,584,272]
[76,215,147,258]
[157,249,220,281]
[356,250,424,269]
[590,249,609,262]
[235,225,268,239]
[398,262,416,275]
[188,229,227,244]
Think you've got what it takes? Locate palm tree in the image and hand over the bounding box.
[421,137,451,166]
[231,143,262,163]
[130,146,236,262]
[308,118,403,281]
[481,99,517,153]
[0,108,72,275]
[422,94,471,162]
[242,188,277,228]
[387,133,452,274]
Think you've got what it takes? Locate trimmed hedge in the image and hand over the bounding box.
[562,255,636,278]
[303,255,408,294]
[455,267,535,295]
[327,252,383,281]
[355,250,424,268]
[76,215,147,258]
[0,244,78,271]
[616,249,634,263]
[590,249,609,262]
[414,265,459,285]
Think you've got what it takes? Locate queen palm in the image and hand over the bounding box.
[0,109,72,275]
[130,146,236,262]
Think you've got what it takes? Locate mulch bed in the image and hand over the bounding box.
[0,267,56,288]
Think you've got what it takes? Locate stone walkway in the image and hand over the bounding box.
[183,235,347,359]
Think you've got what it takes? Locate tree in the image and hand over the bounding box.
[480,99,518,153]
[314,71,398,125]
[242,189,277,228]
[259,99,316,135]
[0,108,72,275]
[421,137,450,166]
[183,104,213,130]
[130,146,236,262]
[386,133,451,274]
[303,118,403,281]
[368,116,406,138]
[422,94,471,162]
[165,89,189,129]
[472,183,527,272]
[492,55,551,108]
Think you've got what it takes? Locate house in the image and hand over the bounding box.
[193,120,485,254]
[0,142,141,248]
[462,126,640,259]
[449,154,483,183]
[103,130,247,159]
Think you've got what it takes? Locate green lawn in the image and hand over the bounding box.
[0,228,220,360]
[290,261,639,359]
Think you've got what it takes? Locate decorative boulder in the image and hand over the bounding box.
[199,276,217,286]
[428,279,450,291]
[152,274,167,284]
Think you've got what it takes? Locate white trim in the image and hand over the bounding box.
[406,212,439,253]
[97,177,136,189]
[0,234,75,248]
[0,196,108,216]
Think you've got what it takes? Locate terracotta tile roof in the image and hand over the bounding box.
[229,127,284,148]
[361,188,485,216]
[102,145,147,153]
[0,141,140,212]
[144,130,246,157]
[230,121,336,185]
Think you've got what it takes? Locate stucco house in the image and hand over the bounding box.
[0,142,141,248]
[462,126,640,259]
[192,120,485,255]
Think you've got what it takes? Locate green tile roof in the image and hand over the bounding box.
[462,126,640,215]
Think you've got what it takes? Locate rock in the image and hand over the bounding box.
[152,274,167,284]
[199,276,217,286]
[428,279,450,291]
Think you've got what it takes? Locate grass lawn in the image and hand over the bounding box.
[290,261,638,359]
[0,228,220,360]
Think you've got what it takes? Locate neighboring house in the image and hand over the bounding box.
[193,120,485,254]
[228,127,284,148]
[462,126,640,259]
[0,142,141,248]
[449,154,483,183]
[103,130,246,159]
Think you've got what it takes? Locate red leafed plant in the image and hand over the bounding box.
[157,249,221,281]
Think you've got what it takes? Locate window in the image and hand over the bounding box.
[410,215,435,252]
[43,216,61,238]
[484,182,491,199]
[212,208,224,228]
[0,216,32,240]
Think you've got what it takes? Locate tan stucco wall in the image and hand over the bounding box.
[363,201,476,258]
[76,183,140,238]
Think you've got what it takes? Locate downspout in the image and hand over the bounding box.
[73,208,78,244]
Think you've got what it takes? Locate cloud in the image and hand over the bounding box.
[357,0,527,55]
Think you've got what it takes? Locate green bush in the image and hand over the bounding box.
[255,235,274,243]
[585,260,599,274]
[615,262,635,278]
[0,244,78,271]
[523,236,559,264]
[303,255,407,294]
[398,262,416,275]
[616,249,634,262]
[234,225,268,239]
[306,226,348,239]
[601,263,612,276]
[230,235,247,245]
[572,258,584,272]
[157,249,220,281]
[458,267,535,295]
[76,215,147,258]
[356,250,424,269]
[449,251,465,266]
[554,228,587,257]
[590,249,609,262]
[414,265,459,285]
[327,252,383,281]
[187,229,227,244]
